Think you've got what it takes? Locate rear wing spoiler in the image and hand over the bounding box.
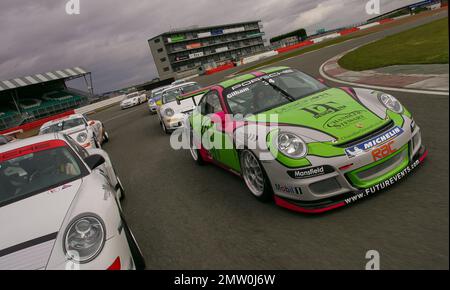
[176,86,214,105]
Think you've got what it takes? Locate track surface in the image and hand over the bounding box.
[94,12,448,269]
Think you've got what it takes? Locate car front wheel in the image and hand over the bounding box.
[240,149,273,202]
[189,129,204,165]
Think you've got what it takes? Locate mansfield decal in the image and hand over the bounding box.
[287,165,334,179]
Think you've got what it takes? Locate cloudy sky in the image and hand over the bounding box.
[0,0,418,93]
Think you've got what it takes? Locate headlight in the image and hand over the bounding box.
[379,93,403,113]
[76,132,88,143]
[275,132,307,159]
[64,215,105,263]
[164,108,174,117]
[149,100,155,105]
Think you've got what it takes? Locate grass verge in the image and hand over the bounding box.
[338,18,449,71]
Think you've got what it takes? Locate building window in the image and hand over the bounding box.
[157,48,163,53]
[163,67,170,72]
[154,38,160,43]
[160,57,167,62]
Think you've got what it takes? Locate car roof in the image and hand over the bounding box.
[0,133,66,154]
[218,66,290,88]
[151,85,171,93]
[40,113,85,129]
[161,82,198,93]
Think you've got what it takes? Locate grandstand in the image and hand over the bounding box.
[0,67,93,131]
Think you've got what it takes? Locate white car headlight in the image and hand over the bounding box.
[64,215,105,263]
[379,93,403,114]
[164,108,174,117]
[148,100,155,106]
[76,132,88,143]
[275,132,308,159]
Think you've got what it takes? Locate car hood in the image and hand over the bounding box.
[0,179,82,253]
[61,125,87,136]
[122,98,137,104]
[251,88,389,144]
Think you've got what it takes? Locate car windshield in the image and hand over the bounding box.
[127,92,139,99]
[222,68,327,115]
[40,118,85,134]
[162,84,201,104]
[0,145,84,205]
[152,91,163,100]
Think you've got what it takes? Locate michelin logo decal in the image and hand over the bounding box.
[345,126,403,158]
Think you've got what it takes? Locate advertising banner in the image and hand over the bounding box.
[189,51,204,59]
[186,43,202,49]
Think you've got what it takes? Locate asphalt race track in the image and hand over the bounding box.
[93,12,449,269]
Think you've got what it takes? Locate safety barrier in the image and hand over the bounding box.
[0,109,75,135]
[75,95,125,114]
[205,63,235,75]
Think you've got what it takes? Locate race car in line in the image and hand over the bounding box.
[120,91,147,109]
[148,85,171,114]
[157,82,202,134]
[39,113,109,149]
[0,133,145,269]
[185,66,428,213]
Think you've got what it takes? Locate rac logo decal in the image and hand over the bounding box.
[372,141,396,161]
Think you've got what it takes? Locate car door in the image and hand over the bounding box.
[201,90,240,172]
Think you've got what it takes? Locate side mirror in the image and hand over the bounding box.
[84,154,105,170]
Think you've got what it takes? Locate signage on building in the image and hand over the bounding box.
[197,32,212,38]
[215,46,229,53]
[189,51,204,59]
[186,43,202,49]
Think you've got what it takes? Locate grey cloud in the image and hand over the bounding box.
[0,0,419,93]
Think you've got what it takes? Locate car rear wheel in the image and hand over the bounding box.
[240,149,273,202]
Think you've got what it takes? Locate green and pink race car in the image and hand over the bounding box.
[184,66,428,214]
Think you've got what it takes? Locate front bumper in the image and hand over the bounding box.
[273,146,427,213]
[264,123,426,213]
[163,116,185,130]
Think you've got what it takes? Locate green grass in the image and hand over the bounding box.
[338,18,449,71]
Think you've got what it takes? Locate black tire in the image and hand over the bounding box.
[239,149,273,202]
[161,121,169,135]
[117,178,125,200]
[102,127,109,143]
[189,129,205,166]
[94,136,101,148]
[123,219,146,270]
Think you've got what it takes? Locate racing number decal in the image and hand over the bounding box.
[372,141,396,161]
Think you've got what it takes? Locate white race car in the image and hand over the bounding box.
[39,114,109,149]
[120,92,147,109]
[0,133,145,270]
[157,82,202,134]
